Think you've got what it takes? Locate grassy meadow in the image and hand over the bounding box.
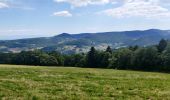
[0,65,170,100]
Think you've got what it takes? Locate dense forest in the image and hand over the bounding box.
[0,39,170,72]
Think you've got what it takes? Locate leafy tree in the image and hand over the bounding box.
[13,51,58,66]
[133,47,159,70]
[96,51,111,68]
[0,53,16,64]
[39,53,58,66]
[48,51,64,66]
[64,54,85,67]
[114,48,133,69]
[161,45,170,71]
[108,55,117,69]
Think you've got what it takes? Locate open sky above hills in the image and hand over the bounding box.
[0,0,170,40]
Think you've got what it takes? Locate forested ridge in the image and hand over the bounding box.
[0,39,170,72]
[1,29,170,54]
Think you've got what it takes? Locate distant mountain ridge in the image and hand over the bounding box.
[0,29,170,54]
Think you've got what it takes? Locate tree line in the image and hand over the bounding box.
[0,39,170,72]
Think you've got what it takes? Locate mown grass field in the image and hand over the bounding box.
[0,65,170,100]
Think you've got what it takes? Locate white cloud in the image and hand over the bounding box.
[54,0,110,7]
[53,11,72,17]
[101,0,170,18]
[0,0,35,10]
[0,2,9,8]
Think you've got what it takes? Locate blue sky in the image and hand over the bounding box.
[0,0,170,40]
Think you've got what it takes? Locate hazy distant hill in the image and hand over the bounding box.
[0,29,170,54]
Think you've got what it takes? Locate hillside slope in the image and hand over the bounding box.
[0,29,170,53]
[0,65,170,99]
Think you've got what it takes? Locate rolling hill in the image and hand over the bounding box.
[0,29,170,54]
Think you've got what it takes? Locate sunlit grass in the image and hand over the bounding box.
[0,65,170,100]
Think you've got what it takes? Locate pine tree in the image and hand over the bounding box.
[106,46,112,53]
[157,39,167,53]
[86,47,97,67]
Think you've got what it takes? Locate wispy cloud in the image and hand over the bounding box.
[99,0,170,19]
[53,11,72,17]
[0,2,9,8]
[0,0,34,10]
[54,0,111,7]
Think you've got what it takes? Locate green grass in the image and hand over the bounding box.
[0,65,170,100]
